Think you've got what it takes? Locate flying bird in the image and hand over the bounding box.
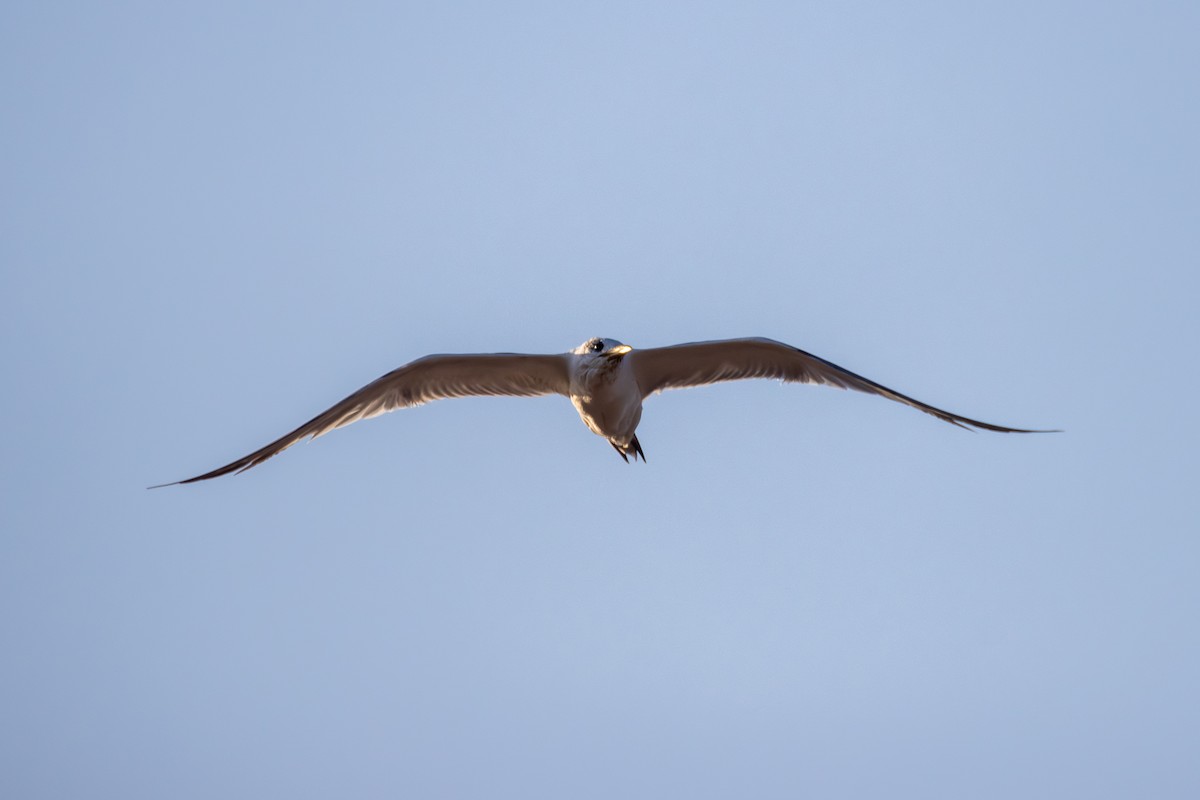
[153,337,1052,486]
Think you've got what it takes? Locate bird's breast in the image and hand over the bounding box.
[569,359,643,442]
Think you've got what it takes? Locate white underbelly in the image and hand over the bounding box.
[570,369,643,443]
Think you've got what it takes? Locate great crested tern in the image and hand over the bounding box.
[153,336,1052,486]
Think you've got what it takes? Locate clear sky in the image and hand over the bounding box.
[2,2,1197,798]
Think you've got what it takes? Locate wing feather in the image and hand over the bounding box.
[155,353,570,485]
[629,338,1049,433]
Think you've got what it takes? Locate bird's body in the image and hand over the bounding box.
[568,339,644,459]
[154,336,1052,486]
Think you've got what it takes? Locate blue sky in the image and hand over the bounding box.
[2,2,1197,798]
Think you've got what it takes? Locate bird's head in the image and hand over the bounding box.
[575,337,633,358]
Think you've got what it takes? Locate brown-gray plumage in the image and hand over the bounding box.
[152,336,1052,486]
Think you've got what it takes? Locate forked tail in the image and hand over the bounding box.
[609,435,646,463]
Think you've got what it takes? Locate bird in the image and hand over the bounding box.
[152,336,1053,486]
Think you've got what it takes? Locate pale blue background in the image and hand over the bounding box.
[3,2,1197,798]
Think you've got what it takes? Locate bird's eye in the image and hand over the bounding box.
[591,341,603,352]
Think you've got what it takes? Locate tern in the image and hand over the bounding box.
[154,336,1052,486]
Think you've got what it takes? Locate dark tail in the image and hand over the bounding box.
[609,435,646,463]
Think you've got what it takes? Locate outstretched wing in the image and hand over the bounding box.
[155,352,571,485]
[629,337,1050,433]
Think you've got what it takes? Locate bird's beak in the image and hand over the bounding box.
[608,344,633,357]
